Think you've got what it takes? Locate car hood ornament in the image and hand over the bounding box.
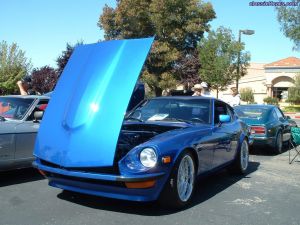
[34,37,154,167]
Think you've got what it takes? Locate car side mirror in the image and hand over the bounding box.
[285,115,291,120]
[219,114,231,123]
[33,111,44,123]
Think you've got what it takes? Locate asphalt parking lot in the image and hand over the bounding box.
[0,148,299,225]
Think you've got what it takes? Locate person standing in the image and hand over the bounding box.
[192,84,202,96]
[200,82,213,97]
[228,87,240,107]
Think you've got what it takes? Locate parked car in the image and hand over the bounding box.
[0,95,49,171]
[33,38,251,208]
[234,104,291,154]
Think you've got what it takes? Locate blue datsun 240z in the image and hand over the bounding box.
[33,38,251,208]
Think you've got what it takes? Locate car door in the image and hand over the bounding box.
[212,100,240,168]
[274,107,291,142]
[14,99,48,161]
[0,122,17,162]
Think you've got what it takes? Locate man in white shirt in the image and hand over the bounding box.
[227,87,240,107]
[200,82,213,97]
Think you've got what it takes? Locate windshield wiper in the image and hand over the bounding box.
[125,117,143,122]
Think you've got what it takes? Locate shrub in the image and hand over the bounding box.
[263,97,279,105]
[240,87,254,104]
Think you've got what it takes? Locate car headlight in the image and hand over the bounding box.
[140,147,157,168]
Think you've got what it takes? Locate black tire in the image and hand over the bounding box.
[159,151,196,209]
[228,139,249,175]
[274,131,283,154]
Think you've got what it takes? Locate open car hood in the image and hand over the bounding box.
[34,37,154,167]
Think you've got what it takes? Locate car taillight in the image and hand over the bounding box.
[250,126,265,134]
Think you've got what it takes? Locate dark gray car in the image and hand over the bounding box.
[0,95,49,171]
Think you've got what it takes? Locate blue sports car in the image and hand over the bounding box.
[33,38,250,208]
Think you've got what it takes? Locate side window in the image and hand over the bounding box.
[272,110,278,120]
[274,107,284,119]
[27,99,49,121]
[214,101,229,124]
[227,106,235,121]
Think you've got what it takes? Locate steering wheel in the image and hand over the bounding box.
[190,117,205,123]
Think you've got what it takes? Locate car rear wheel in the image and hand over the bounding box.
[274,131,283,154]
[229,139,249,174]
[159,151,196,209]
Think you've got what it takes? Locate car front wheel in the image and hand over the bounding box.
[159,151,196,209]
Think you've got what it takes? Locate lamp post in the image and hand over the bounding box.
[236,29,255,89]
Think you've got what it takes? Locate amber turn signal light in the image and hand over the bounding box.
[162,156,171,164]
[125,180,156,189]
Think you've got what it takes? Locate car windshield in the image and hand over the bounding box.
[0,97,34,120]
[235,107,269,121]
[126,98,211,124]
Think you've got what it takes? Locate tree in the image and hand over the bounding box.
[0,41,31,94]
[277,1,300,50]
[287,73,300,104]
[31,66,58,94]
[98,0,215,96]
[240,87,254,104]
[198,27,250,97]
[56,41,83,77]
[173,49,201,89]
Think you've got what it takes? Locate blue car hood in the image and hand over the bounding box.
[34,38,154,167]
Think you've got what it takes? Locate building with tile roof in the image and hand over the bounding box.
[217,57,300,104]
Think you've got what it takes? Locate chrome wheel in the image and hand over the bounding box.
[240,140,249,171]
[177,155,195,202]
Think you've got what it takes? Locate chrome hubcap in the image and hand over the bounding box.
[177,155,195,202]
[240,140,249,171]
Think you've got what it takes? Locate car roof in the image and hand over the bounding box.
[0,95,50,100]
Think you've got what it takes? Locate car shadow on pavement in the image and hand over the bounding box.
[57,161,260,216]
[0,168,44,187]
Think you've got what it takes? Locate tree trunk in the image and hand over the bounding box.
[216,88,219,98]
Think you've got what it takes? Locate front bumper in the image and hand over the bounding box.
[33,160,167,202]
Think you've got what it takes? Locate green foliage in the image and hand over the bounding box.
[287,73,300,104]
[263,97,279,105]
[283,106,300,112]
[276,1,300,50]
[198,27,250,97]
[98,0,216,95]
[0,41,31,94]
[240,87,254,104]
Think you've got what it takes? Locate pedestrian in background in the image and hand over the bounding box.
[227,87,240,107]
[200,82,213,97]
[192,84,202,96]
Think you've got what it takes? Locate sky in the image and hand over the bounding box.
[0,0,299,68]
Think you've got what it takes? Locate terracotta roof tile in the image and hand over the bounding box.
[264,57,300,68]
